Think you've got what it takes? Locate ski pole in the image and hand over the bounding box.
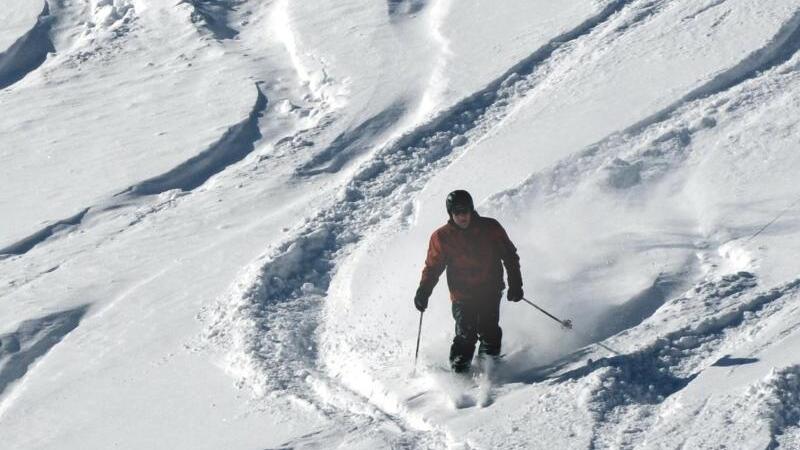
[413,311,424,375]
[521,297,573,329]
[521,297,621,355]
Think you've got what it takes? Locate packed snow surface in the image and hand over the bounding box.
[2,0,800,448]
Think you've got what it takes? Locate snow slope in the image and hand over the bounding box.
[2,0,800,448]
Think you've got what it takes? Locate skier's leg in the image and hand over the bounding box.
[477,293,502,358]
[450,301,478,373]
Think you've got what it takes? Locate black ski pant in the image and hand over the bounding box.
[449,293,502,373]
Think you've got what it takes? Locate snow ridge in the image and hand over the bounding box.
[0,84,266,257]
[0,2,55,90]
[0,208,89,257]
[120,84,267,196]
[0,304,90,399]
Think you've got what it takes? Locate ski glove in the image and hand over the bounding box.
[507,287,524,302]
[414,288,429,312]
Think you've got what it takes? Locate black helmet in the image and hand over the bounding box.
[446,190,474,215]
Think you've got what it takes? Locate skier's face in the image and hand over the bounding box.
[453,210,472,229]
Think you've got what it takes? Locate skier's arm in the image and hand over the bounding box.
[497,224,523,299]
[416,232,447,302]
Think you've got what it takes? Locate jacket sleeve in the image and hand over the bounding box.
[417,232,447,299]
[497,224,522,292]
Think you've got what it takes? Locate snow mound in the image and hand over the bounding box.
[0,2,54,90]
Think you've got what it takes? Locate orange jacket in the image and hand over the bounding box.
[417,213,522,302]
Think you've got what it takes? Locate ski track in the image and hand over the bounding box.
[347,2,800,442]
[591,266,695,342]
[412,0,451,125]
[502,273,800,449]
[478,13,800,442]
[270,0,344,110]
[589,276,800,448]
[681,0,729,22]
[0,2,55,90]
[479,15,800,356]
[277,373,451,449]
[0,84,266,258]
[2,0,797,445]
[477,9,800,411]
[489,5,800,221]
[0,0,641,257]
[203,0,678,438]
[203,0,800,440]
[295,101,408,176]
[627,6,800,134]
[613,0,667,34]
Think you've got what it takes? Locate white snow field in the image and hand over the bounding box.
[2,0,800,448]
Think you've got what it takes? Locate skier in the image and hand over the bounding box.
[414,190,523,373]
